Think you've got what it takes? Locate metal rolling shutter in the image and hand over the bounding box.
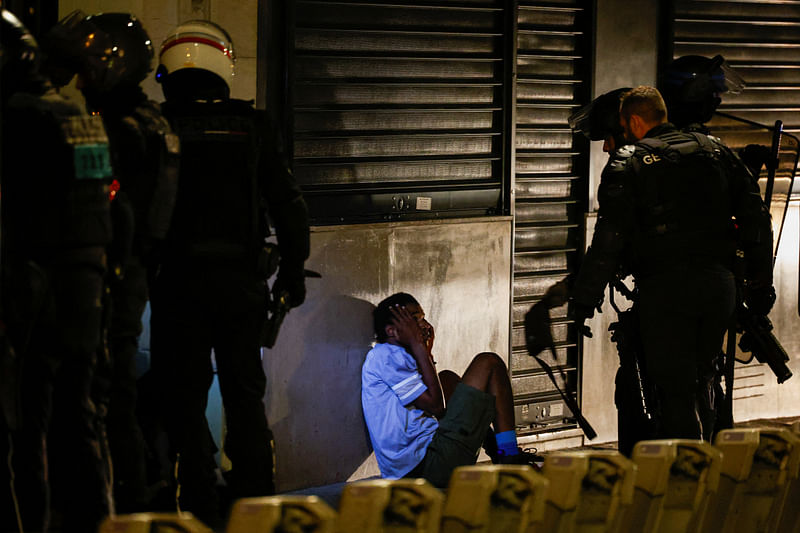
[291,0,513,224]
[666,1,800,246]
[666,0,800,406]
[510,2,591,434]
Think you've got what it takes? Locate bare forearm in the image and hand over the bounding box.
[409,342,444,417]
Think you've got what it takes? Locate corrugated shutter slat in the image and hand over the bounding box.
[292,0,509,224]
[511,1,590,434]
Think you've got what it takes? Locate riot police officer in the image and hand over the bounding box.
[42,11,180,513]
[568,87,661,455]
[659,54,746,134]
[1,8,113,531]
[149,20,310,525]
[569,87,631,155]
[570,86,773,440]
[659,55,779,438]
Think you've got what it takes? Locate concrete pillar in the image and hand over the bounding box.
[580,0,661,445]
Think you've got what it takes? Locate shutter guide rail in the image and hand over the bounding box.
[511,0,590,436]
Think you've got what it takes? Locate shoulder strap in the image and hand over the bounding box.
[688,131,719,155]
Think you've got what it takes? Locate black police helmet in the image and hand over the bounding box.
[659,55,745,127]
[43,10,153,92]
[569,87,631,141]
[660,55,744,102]
[1,9,41,98]
[86,13,154,88]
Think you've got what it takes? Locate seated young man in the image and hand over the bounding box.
[361,292,540,488]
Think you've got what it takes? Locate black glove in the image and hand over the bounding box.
[570,300,596,338]
[739,144,771,177]
[745,284,776,316]
[273,269,306,309]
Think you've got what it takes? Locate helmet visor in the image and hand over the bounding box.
[664,55,746,102]
[569,88,630,141]
[569,101,595,139]
[718,57,745,95]
[47,10,112,64]
[44,10,120,88]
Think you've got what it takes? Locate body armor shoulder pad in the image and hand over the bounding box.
[617,144,636,158]
[8,87,83,120]
[603,148,634,178]
[606,145,635,172]
[131,101,181,156]
[686,132,724,159]
[132,100,171,130]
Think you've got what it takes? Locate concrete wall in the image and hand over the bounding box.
[589,0,660,210]
[735,202,800,421]
[264,218,512,492]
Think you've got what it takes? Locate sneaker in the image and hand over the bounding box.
[496,448,544,471]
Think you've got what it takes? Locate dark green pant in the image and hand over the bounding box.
[406,383,495,488]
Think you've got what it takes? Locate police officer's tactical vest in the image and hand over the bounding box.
[162,98,267,263]
[2,89,113,260]
[629,129,737,272]
[102,99,180,262]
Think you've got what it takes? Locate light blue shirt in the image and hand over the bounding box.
[361,342,439,479]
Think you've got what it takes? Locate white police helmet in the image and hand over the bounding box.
[156,20,235,89]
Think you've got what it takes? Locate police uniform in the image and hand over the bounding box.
[572,123,772,440]
[149,97,309,522]
[87,85,179,512]
[3,85,113,532]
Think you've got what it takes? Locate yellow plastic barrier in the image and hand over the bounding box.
[616,440,721,533]
[337,478,444,533]
[765,425,800,533]
[439,464,548,533]
[775,421,800,533]
[98,512,213,533]
[225,495,337,533]
[702,427,795,533]
[539,450,635,533]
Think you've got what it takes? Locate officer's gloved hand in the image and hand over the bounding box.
[745,283,776,316]
[273,270,306,309]
[570,300,596,338]
[739,144,771,177]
